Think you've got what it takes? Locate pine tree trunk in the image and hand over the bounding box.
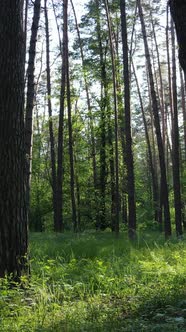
[137,0,171,237]
[132,61,159,223]
[151,13,166,147]
[44,0,58,232]
[71,0,98,219]
[94,0,107,230]
[180,68,186,161]
[171,19,183,236]
[24,0,28,61]
[66,4,78,232]
[169,0,186,78]
[25,0,41,211]
[56,0,67,232]
[120,0,136,239]
[0,0,28,279]
[105,0,120,235]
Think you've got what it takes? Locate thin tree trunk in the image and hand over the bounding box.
[25,0,41,211]
[44,0,58,231]
[132,61,159,222]
[171,19,183,236]
[151,13,166,146]
[51,0,62,54]
[166,6,174,126]
[105,0,120,235]
[95,0,107,230]
[180,67,186,161]
[24,0,28,61]
[56,0,66,232]
[137,0,171,237]
[70,0,98,203]
[65,0,77,232]
[120,0,136,239]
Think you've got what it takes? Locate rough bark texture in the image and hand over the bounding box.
[70,0,98,194]
[56,0,67,232]
[120,0,136,239]
[95,0,107,230]
[105,0,120,235]
[171,20,183,236]
[138,0,171,237]
[66,4,78,232]
[132,61,159,223]
[180,68,186,161]
[44,0,58,231]
[0,0,28,279]
[169,0,186,77]
[25,0,41,209]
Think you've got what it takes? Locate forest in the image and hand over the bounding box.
[0,0,186,331]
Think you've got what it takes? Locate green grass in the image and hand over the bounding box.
[1,231,186,331]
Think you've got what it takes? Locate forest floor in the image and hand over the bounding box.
[1,231,186,331]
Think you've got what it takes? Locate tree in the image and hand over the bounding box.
[105,0,120,235]
[169,0,186,77]
[132,61,159,224]
[66,2,78,232]
[0,0,28,279]
[170,18,183,236]
[25,0,41,210]
[120,0,136,239]
[137,0,171,238]
[44,0,58,231]
[56,1,67,232]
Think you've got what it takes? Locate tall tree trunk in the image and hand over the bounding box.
[99,58,107,230]
[179,67,186,228]
[70,0,98,212]
[0,0,28,279]
[56,1,67,232]
[132,61,159,223]
[24,0,28,62]
[25,0,41,212]
[137,0,171,237]
[105,0,120,235]
[120,0,136,239]
[44,0,58,231]
[171,19,183,236]
[180,67,186,161]
[95,0,107,230]
[166,6,174,126]
[151,13,166,147]
[169,0,186,78]
[65,0,77,232]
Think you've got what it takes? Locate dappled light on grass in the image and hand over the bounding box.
[1,232,186,331]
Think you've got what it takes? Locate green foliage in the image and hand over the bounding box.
[1,232,186,331]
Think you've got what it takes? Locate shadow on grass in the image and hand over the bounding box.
[32,288,186,332]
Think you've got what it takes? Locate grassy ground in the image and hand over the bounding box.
[1,231,186,331]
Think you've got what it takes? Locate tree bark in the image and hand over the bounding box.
[171,19,183,236]
[132,61,159,223]
[0,0,28,279]
[66,1,78,232]
[105,0,120,235]
[95,0,107,230]
[56,0,67,232]
[120,0,136,239]
[138,0,171,237]
[169,0,186,77]
[44,0,58,232]
[25,0,41,212]
[71,0,98,218]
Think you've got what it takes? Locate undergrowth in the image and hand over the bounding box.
[1,231,186,331]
